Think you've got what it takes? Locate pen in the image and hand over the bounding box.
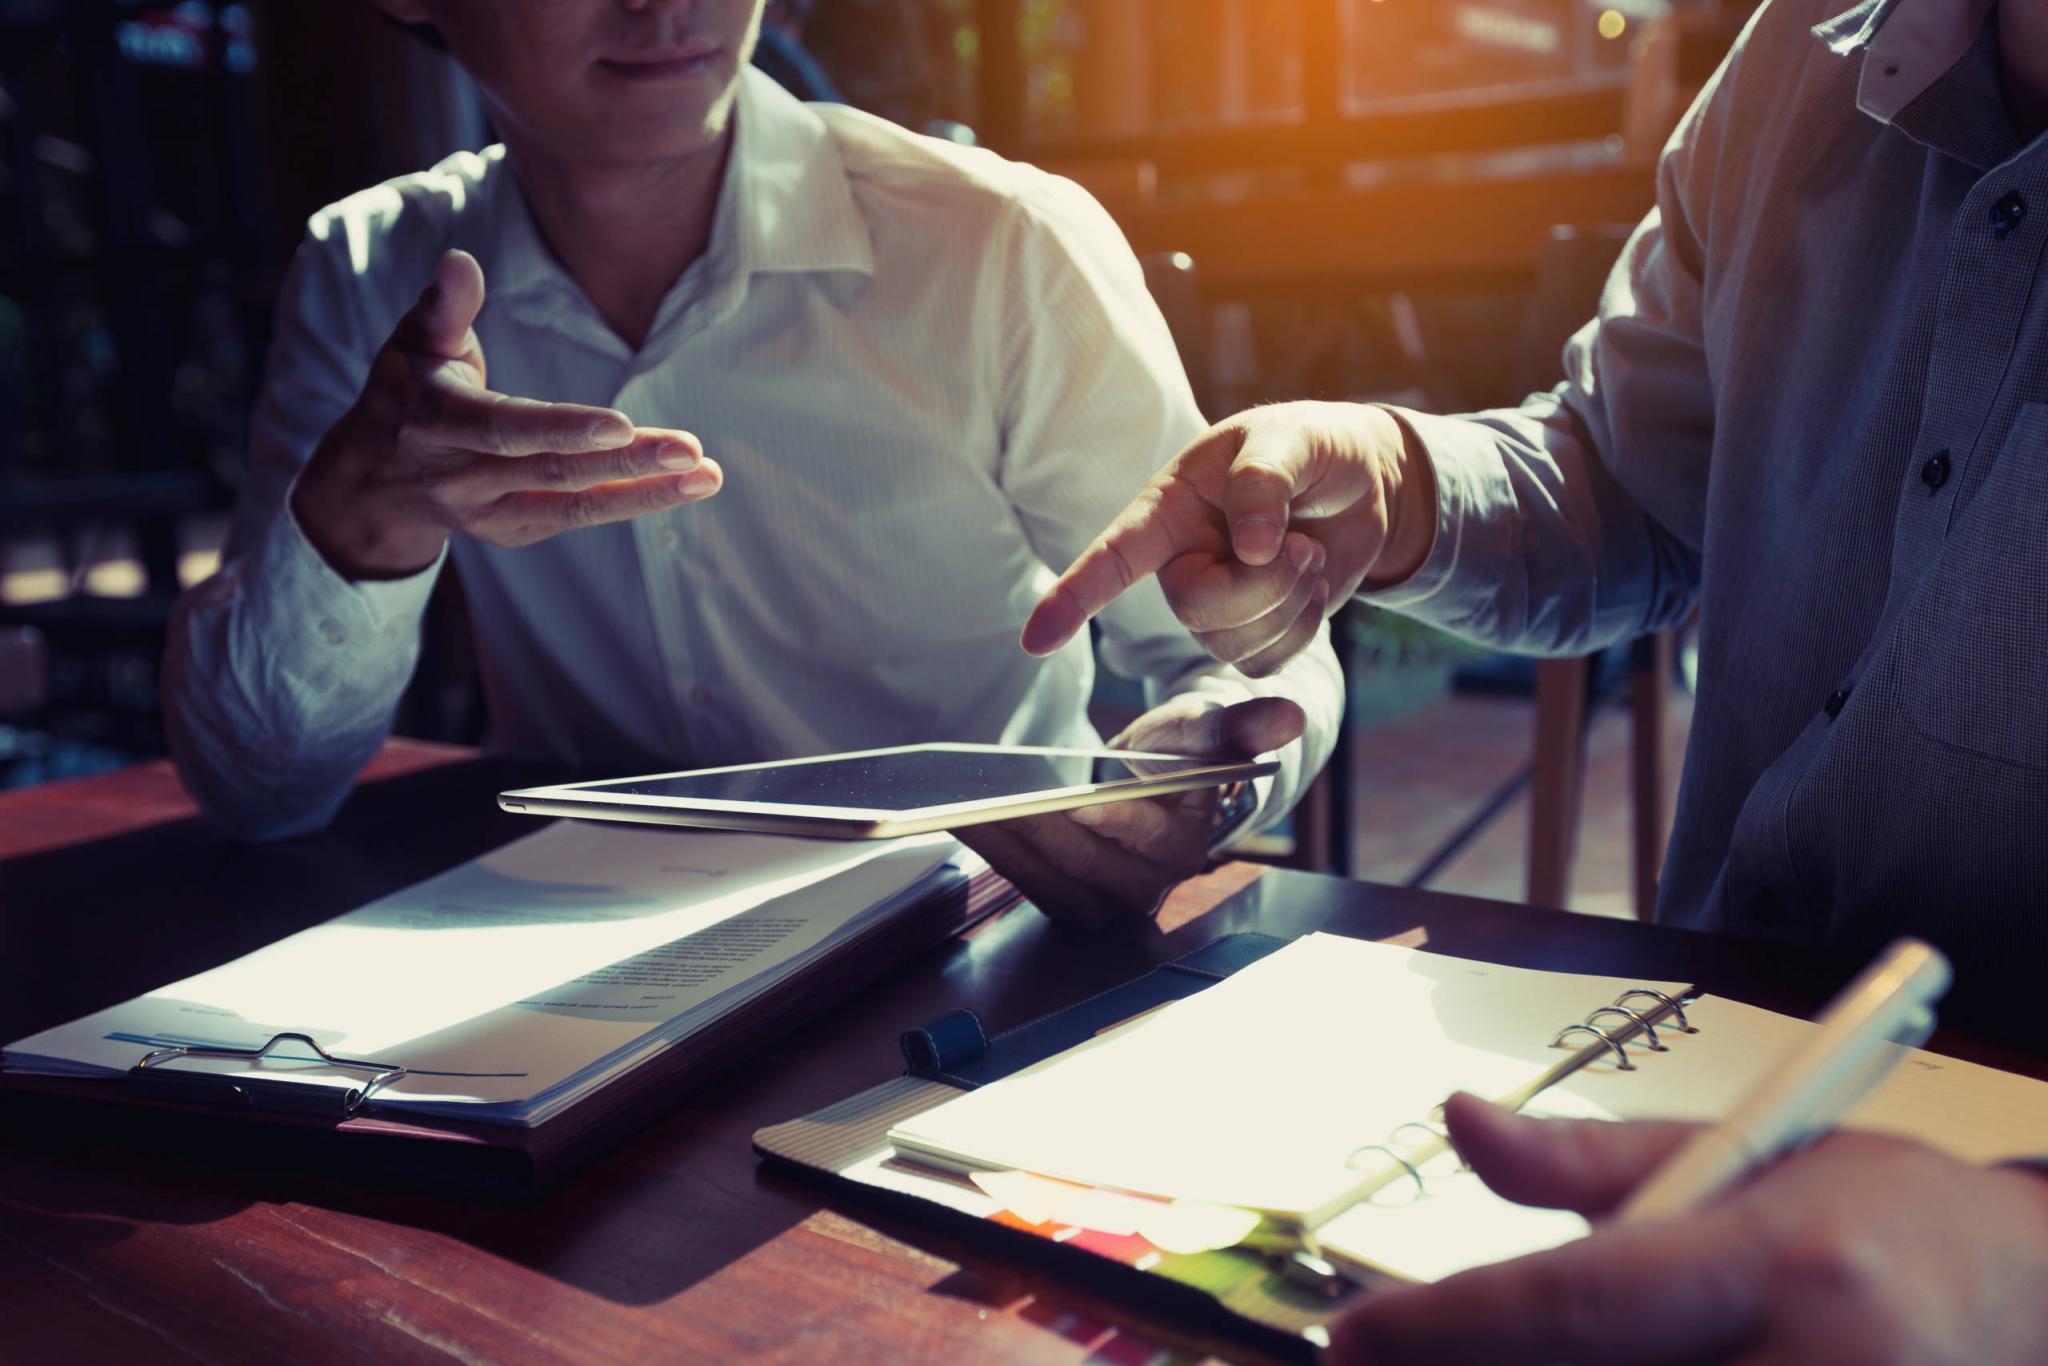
[1614,937,1952,1225]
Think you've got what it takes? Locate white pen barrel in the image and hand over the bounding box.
[1616,1129,1752,1223]
[1610,939,1951,1226]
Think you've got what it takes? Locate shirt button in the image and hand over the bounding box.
[689,684,714,706]
[1991,190,2028,238]
[319,618,347,646]
[1823,685,1852,720]
[1921,450,1951,493]
[660,527,682,553]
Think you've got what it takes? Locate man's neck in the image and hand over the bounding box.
[506,125,735,353]
[2000,4,2048,144]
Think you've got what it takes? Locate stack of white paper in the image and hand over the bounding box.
[5,820,966,1126]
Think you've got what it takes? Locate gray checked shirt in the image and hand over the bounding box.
[1368,0,2047,1005]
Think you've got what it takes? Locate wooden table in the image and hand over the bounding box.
[2,748,2040,1364]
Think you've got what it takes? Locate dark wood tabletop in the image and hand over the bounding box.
[3,748,2041,1364]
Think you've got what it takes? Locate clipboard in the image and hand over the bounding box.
[753,932,1701,1352]
[0,866,1020,1196]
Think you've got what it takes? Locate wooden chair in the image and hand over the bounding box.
[1518,226,1680,919]
[1522,7,1752,916]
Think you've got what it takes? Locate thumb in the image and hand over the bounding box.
[401,249,488,361]
[1443,1092,1703,1218]
[1113,695,1302,759]
[1220,435,1303,566]
[1216,695,1305,758]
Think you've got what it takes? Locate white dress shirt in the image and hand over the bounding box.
[164,69,1341,841]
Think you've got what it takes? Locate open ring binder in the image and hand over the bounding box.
[129,1032,409,1120]
[1585,1005,1667,1050]
[761,934,1791,1339]
[1344,1143,1426,1199]
[1552,1021,1635,1068]
[1312,981,1703,1227]
[1615,987,1696,1032]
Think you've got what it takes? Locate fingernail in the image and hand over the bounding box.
[588,416,634,448]
[1234,517,1280,560]
[679,469,720,497]
[1021,599,1077,657]
[1070,805,1106,827]
[1313,577,1331,606]
[656,441,699,470]
[1288,536,1316,572]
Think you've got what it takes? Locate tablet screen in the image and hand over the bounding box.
[561,747,1207,814]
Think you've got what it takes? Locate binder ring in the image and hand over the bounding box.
[1346,1143,1426,1199]
[1551,1022,1635,1070]
[135,1032,408,1117]
[1613,988,1697,1033]
[1387,1120,1464,1172]
[1584,1005,1666,1051]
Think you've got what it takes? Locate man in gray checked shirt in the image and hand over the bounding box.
[1026,0,2048,1360]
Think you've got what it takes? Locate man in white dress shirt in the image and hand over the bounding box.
[162,0,1341,922]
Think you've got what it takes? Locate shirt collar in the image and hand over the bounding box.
[1813,0,1997,124]
[484,65,873,322]
[728,66,874,280]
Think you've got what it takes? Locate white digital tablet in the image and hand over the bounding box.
[497,743,1277,839]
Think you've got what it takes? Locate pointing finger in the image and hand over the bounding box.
[1020,425,1253,658]
[1021,484,1185,657]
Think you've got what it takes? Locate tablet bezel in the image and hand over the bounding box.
[496,742,1279,839]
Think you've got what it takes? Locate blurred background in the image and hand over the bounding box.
[0,0,1753,916]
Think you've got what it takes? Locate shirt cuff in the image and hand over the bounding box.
[1355,405,1513,616]
[240,482,446,685]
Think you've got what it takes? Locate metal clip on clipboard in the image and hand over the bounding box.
[126,1032,408,1121]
